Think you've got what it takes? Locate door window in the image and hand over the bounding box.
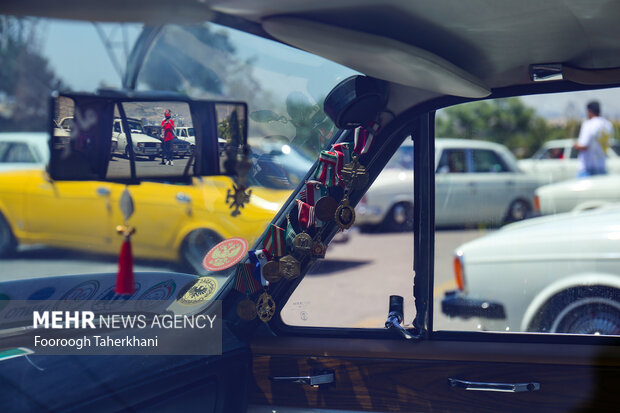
[437,149,466,173]
[472,149,509,172]
[434,89,620,336]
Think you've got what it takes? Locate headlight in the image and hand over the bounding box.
[137,142,143,148]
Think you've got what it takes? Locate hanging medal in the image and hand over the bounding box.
[262,224,286,283]
[293,199,315,256]
[314,150,340,188]
[256,290,276,323]
[233,262,260,320]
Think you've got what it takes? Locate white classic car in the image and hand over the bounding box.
[356,138,542,230]
[518,138,620,184]
[0,132,49,173]
[535,174,620,215]
[442,207,620,335]
[113,117,162,160]
[174,126,196,147]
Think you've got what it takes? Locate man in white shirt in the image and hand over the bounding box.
[574,100,614,178]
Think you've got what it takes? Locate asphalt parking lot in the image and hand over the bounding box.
[1,228,488,332]
[107,155,191,178]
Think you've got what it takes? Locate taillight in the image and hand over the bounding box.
[453,252,465,291]
[533,195,540,212]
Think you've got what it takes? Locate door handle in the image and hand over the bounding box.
[270,370,334,387]
[97,187,111,196]
[176,193,191,204]
[448,378,540,393]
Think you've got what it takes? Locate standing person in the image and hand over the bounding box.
[574,100,614,178]
[161,109,175,166]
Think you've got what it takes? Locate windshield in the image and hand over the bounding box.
[0,18,356,297]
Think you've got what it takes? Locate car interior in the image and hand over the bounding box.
[0,1,619,412]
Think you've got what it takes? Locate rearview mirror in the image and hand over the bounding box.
[48,91,248,183]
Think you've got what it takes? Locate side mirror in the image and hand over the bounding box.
[48,91,248,183]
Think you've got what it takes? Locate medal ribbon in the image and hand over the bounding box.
[296,199,315,229]
[314,150,340,187]
[332,142,353,165]
[354,121,380,155]
[248,249,268,286]
[263,224,285,259]
[304,180,326,206]
[234,262,261,294]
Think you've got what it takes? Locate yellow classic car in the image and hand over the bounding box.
[0,169,291,273]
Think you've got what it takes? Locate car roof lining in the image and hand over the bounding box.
[5,0,620,112]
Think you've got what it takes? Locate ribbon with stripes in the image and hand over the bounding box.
[313,150,340,187]
[248,249,268,287]
[332,142,353,166]
[354,121,380,155]
[234,262,261,294]
[296,199,315,229]
[263,224,285,259]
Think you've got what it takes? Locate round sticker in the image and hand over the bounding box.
[202,237,248,271]
[60,280,100,301]
[178,277,218,306]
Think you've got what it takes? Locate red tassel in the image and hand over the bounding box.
[115,238,135,295]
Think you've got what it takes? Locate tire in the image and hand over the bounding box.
[383,202,414,232]
[505,199,530,223]
[0,212,17,258]
[180,229,223,275]
[534,287,620,335]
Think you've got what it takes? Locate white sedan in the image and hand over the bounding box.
[0,132,49,173]
[356,138,542,230]
[535,174,620,215]
[518,138,620,184]
[441,207,620,335]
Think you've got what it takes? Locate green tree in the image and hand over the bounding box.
[0,17,64,131]
[436,97,571,158]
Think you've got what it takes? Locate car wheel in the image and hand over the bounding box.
[505,199,530,223]
[0,212,17,258]
[550,297,620,335]
[534,287,620,335]
[383,202,414,232]
[180,229,223,275]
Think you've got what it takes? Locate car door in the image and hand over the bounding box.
[245,113,619,413]
[467,148,515,224]
[113,120,126,153]
[435,148,479,226]
[23,172,114,251]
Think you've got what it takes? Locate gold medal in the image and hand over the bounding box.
[314,196,338,222]
[341,157,369,190]
[335,197,356,229]
[312,241,327,258]
[279,255,301,280]
[237,297,257,320]
[256,291,276,323]
[262,260,282,283]
[293,232,313,255]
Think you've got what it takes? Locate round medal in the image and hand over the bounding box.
[237,297,257,320]
[335,202,356,230]
[314,196,338,222]
[293,232,313,254]
[256,291,276,323]
[262,260,282,283]
[312,241,327,258]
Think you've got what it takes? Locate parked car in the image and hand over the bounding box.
[0,169,291,273]
[518,138,620,183]
[0,132,49,173]
[357,139,542,230]
[442,206,620,335]
[175,126,195,147]
[112,117,162,160]
[534,174,620,215]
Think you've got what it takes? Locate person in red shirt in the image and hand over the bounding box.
[161,109,175,165]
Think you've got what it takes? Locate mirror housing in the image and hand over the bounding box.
[48,91,248,183]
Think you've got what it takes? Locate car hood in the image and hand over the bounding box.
[130,133,161,143]
[459,205,620,260]
[536,175,620,196]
